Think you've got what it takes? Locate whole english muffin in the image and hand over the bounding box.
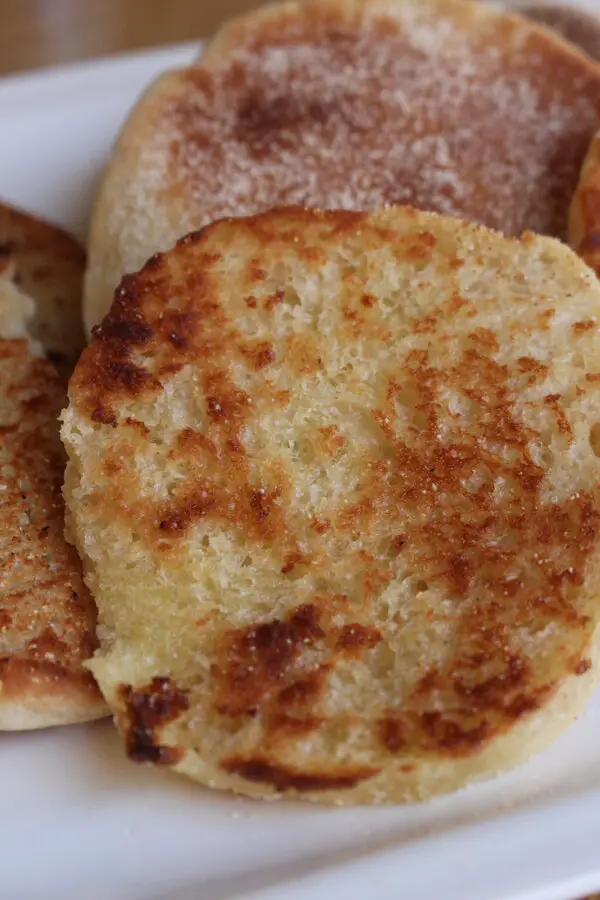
[0,201,86,370]
[64,207,600,803]
[84,0,600,333]
[0,279,105,729]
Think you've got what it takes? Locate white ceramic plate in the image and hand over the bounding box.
[2,22,600,900]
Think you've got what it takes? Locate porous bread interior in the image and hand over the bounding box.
[64,207,600,803]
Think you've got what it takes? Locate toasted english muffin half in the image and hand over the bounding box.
[0,278,105,730]
[83,0,600,334]
[64,207,600,803]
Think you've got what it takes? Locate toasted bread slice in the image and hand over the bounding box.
[63,207,600,803]
[0,278,105,730]
[83,0,600,334]
[0,201,85,371]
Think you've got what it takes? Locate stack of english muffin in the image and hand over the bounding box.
[8,0,600,807]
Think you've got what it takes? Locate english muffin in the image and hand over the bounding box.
[0,278,104,729]
[84,0,600,332]
[64,207,600,802]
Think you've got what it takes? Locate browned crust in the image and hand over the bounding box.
[212,604,326,718]
[117,677,189,764]
[0,655,105,728]
[220,756,380,791]
[0,338,105,728]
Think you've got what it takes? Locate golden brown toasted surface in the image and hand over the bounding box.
[84,0,600,332]
[0,302,105,729]
[65,207,600,803]
[0,200,85,370]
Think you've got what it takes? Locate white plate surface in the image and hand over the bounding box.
[2,18,600,900]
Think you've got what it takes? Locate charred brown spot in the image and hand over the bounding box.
[118,677,189,765]
[575,657,592,675]
[390,534,407,553]
[159,310,200,351]
[124,417,150,436]
[517,356,549,383]
[361,293,376,308]
[544,393,573,439]
[337,624,382,651]
[239,339,275,370]
[378,715,405,752]
[276,664,331,709]
[448,554,471,596]
[280,550,307,574]
[221,756,379,791]
[286,333,322,375]
[26,626,71,660]
[168,330,187,348]
[107,361,156,394]
[99,316,153,346]
[249,489,272,523]
[158,489,216,532]
[103,457,123,477]
[172,427,217,457]
[402,231,437,262]
[413,312,438,334]
[572,319,597,334]
[453,655,527,710]
[204,372,251,424]
[445,293,470,316]
[213,604,324,717]
[469,328,500,352]
[419,711,489,754]
[310,516,331,534]
[91,405,117,426]
[416,669,444,695]
[264,289,284,311]
[319,425,346,456]
[247,258,267,281]
[505,687,553,719]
